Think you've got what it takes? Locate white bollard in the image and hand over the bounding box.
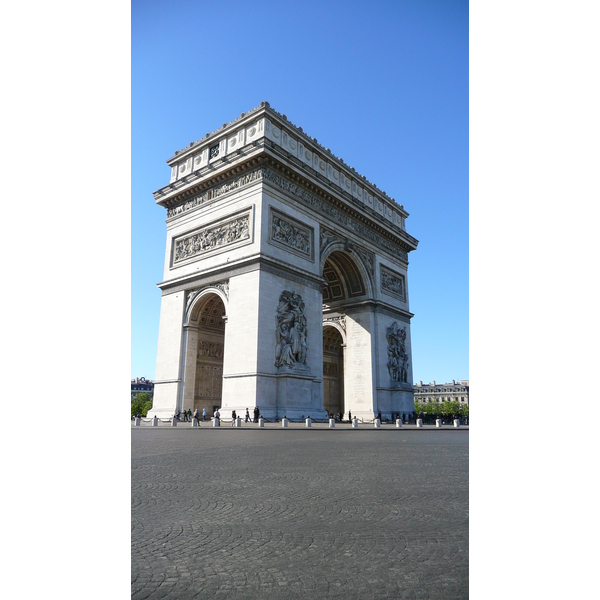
[352,418,359,428]
[235,417,242,427]
[152,416,158,427]
[454,419,460,428]
[396,418,402,428]
[258,417,264,428]
[171,417,177,426]
[305,418,311,428]
[191,418,199,427]
[329,418,335,428]
[135,417,141,426]
[416,418,423,428]
[436,419,442,428]
[282,418,288,428]
[374,419,381,428]
[212,418,220,427]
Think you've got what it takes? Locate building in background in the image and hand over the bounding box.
[413,380,469,406]
[131,377,154,399]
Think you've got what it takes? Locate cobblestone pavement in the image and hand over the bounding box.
[132,425,468,599]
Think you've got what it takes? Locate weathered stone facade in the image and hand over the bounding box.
[149,102,418,421]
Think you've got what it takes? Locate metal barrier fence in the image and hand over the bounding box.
[132,415,467,428]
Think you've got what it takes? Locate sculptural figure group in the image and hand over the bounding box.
[386,321,409,383]
[275,291,308,369]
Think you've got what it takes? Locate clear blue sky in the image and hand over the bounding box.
[132,0,469,384]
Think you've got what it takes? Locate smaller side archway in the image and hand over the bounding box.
[322,324,345,418]
[181,287,228,417]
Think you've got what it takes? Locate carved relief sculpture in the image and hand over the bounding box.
[319,227,339,256]
[355,245,375,277]
[173,213,250,265]
[275,291,308,369]
[197,341,224,359]
[386,321,409,383]
[381,266,406,300]
[269,210,313,260]
[323,315,346,332]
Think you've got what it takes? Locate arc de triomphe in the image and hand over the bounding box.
[148,102,418,421]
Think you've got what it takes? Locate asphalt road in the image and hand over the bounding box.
[132,426,469,599]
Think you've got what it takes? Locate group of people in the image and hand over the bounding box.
[231,408,256,425]
[174,409,192,422]
[206,407,261,424]
[174,408,208,422]
[173,407,416,424]
[328,411,353,423]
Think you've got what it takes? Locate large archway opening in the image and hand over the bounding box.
[189,293,226,417]
[321,249,369,419]
[322,250,366,307]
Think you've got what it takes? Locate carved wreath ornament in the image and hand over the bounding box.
[274,291,308,369]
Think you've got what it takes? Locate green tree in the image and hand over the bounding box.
[131,392,153,418]
[446,400,461,419]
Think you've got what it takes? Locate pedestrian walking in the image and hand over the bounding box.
[245,408,250,423]
[253,406,259,423]
[348,410,352,423]
[202,408,207,422]
[231,410,237,425]
[193,408,200,423]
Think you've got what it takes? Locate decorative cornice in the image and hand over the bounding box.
[165,166,263,219]
[167,102,405,209]
[159,103,417,235]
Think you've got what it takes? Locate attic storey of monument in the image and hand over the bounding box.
[148,102,419,421]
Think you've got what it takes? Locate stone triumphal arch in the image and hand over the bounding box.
[148,102,419,421]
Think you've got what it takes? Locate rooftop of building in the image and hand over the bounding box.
[165,101,406,212]
[414,380,469,387]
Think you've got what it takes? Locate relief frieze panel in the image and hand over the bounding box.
[323,362,339,377]
[269,208,314,261]
[172,210,252,266]
[197,341,224,360]
[380,265,406,301]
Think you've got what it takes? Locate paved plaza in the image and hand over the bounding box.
[132,424,468,599]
